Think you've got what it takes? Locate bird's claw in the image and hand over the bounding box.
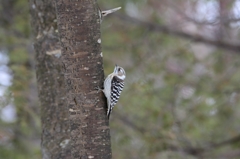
[95,86,103,93]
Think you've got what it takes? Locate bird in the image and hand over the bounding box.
[102,65,126,119]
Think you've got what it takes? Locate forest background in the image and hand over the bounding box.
[1,0,240,158]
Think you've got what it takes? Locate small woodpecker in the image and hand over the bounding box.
[100,65,126,119]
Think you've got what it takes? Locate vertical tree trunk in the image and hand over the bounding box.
[30,0,71,158]
[55,0,111,158]
[217,0,235,39]
[30,0,111,158]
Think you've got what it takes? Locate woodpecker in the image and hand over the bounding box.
[102,65,126,119]
[98,6,121,23]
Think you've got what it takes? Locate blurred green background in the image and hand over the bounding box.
[1,0,240,158]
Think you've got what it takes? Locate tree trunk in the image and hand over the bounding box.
[30,0,111,158]
[30,0,71,158]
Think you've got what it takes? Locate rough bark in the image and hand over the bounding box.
[30,0,71,158]
[55,0,111,159]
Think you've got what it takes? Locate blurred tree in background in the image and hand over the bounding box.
[1,0,240,158]
[0,0,40,158]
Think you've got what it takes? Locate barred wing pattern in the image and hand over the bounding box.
[107,76,124,119]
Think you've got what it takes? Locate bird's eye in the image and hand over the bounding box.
[118,68,121,72]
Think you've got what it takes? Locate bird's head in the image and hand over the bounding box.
[113,65,126,80]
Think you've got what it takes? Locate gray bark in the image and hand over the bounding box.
[30,0,111,158]
[55,0,111,158]
[30,0,71,158]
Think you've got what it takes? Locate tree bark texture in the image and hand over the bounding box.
[55,0,111,159]
[30,0,71,158]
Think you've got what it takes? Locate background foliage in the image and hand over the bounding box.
[1,0,240,158]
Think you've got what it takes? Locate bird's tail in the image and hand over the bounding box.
[107,107,113,119]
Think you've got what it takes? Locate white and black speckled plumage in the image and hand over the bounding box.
[103,65,126,119]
